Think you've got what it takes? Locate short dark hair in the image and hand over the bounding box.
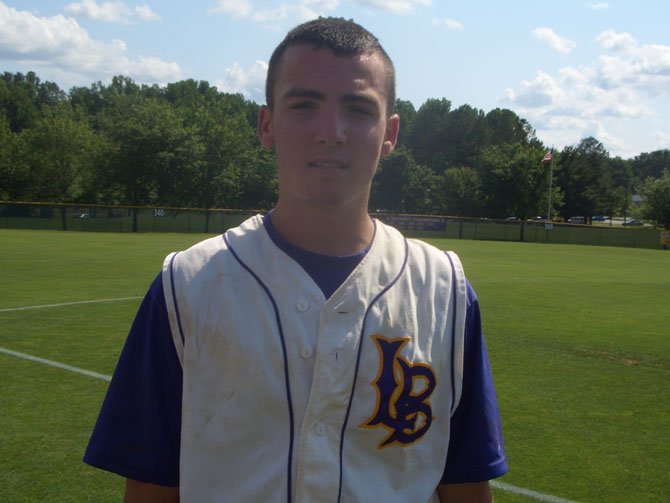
[265,17,396,115]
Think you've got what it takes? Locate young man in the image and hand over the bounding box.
[84,17,507,502]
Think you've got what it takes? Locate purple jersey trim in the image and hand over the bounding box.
[223,232,295,503]
[445,252,459,417]
[337,238,410,503]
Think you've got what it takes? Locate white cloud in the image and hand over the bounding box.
[653,130,670,150]
[596,30,636,52]
[504,71,565,108]
[0,2,180,86]
[594,31,670,96]
[134,5,160,22]
[216,60,268,102]
[533,27,576,55]
[503,30,670,156]
[587,2,609,10]
[208,0,338,25]
[208,0,253,18]
[432,17,464,31]
[351,0,432,15]
[65,0,160,24]
[252,3,318,23]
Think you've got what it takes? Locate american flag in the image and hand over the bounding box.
[542,150,553,163]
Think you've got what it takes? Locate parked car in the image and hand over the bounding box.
[622,218,643,226]
[568,216,585,224]
[592,215,607,221]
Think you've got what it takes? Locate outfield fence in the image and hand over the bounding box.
[1,201,665,250]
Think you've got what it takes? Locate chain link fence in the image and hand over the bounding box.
[1,202,665,250]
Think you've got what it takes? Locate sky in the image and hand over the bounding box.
[1,0,669,159]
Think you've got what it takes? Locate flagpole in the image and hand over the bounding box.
[547,147,554,221]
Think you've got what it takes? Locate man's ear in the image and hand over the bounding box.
[258,106,274,148]
[380,113,400,158]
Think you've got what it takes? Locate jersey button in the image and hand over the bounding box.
[296,299,309,312]
[314,422,327,436]
[300,346,313,359]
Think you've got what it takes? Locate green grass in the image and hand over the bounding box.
[425,238,670,503]
[1,229,669,502]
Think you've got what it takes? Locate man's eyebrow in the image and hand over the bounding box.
[280,89,380,110]
[281,88,325,102]
[341,93,379,109]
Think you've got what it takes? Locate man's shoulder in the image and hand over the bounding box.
[172,214,264,263]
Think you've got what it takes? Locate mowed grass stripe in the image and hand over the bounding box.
[0,296,143,313]
[0,344,577,503]
[0,346,112,381]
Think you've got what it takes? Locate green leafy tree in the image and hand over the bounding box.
[371,149,437,214]
[0,110,21,200]
[439,167,484,217]
[479,144,553,219]
[631,150,670,183]
[555,137,612,220]
[394,99,417,150]
[238,147,278,210]
[605,156,633,218]
[409,98,452,172]
[442,104,488,168]
[402,163,439,214]
[98,95,202,229]
[639,170,670,229]
[370,149,411,211]
[1,72,66,132]
[13,103,102,227]
[165,80,267,214]
[485,108,536,146]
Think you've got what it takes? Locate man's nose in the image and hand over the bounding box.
[314,109,346,145]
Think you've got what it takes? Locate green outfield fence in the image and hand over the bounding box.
[1,201,666,250]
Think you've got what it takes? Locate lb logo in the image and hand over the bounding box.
[362,335,436,448]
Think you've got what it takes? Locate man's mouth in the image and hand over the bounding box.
[309,160,347,169]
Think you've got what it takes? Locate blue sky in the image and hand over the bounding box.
[1,0,669,159]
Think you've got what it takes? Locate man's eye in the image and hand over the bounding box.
[291,102,316,110]
[348,106,374,117]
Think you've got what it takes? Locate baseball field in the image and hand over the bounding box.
[1,228,668,502]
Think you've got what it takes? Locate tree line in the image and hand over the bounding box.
[1,71,669,228]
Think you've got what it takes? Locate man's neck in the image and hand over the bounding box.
[269,203,374,257]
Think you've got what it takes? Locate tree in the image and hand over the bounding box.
[98,94,202,229]
[166,80,268,214]
[639,170,670,229]
[631,150,670,183]
[442,104,488,168]
[408,98,452,172]
[606,156,633,219]
[370,149,411,211]
[555,137,612,220]
[439,167,484,217]
[0,72,66,132]
[370,149,437,214]
[0,110,20,200]
[478,144,553,220]
[13,103,102,227]
[394,99,417,150]
[485,108,536,146]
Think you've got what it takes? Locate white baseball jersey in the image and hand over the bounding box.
[162,214,467,503]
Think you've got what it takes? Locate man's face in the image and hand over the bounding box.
[258,44,399,212]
